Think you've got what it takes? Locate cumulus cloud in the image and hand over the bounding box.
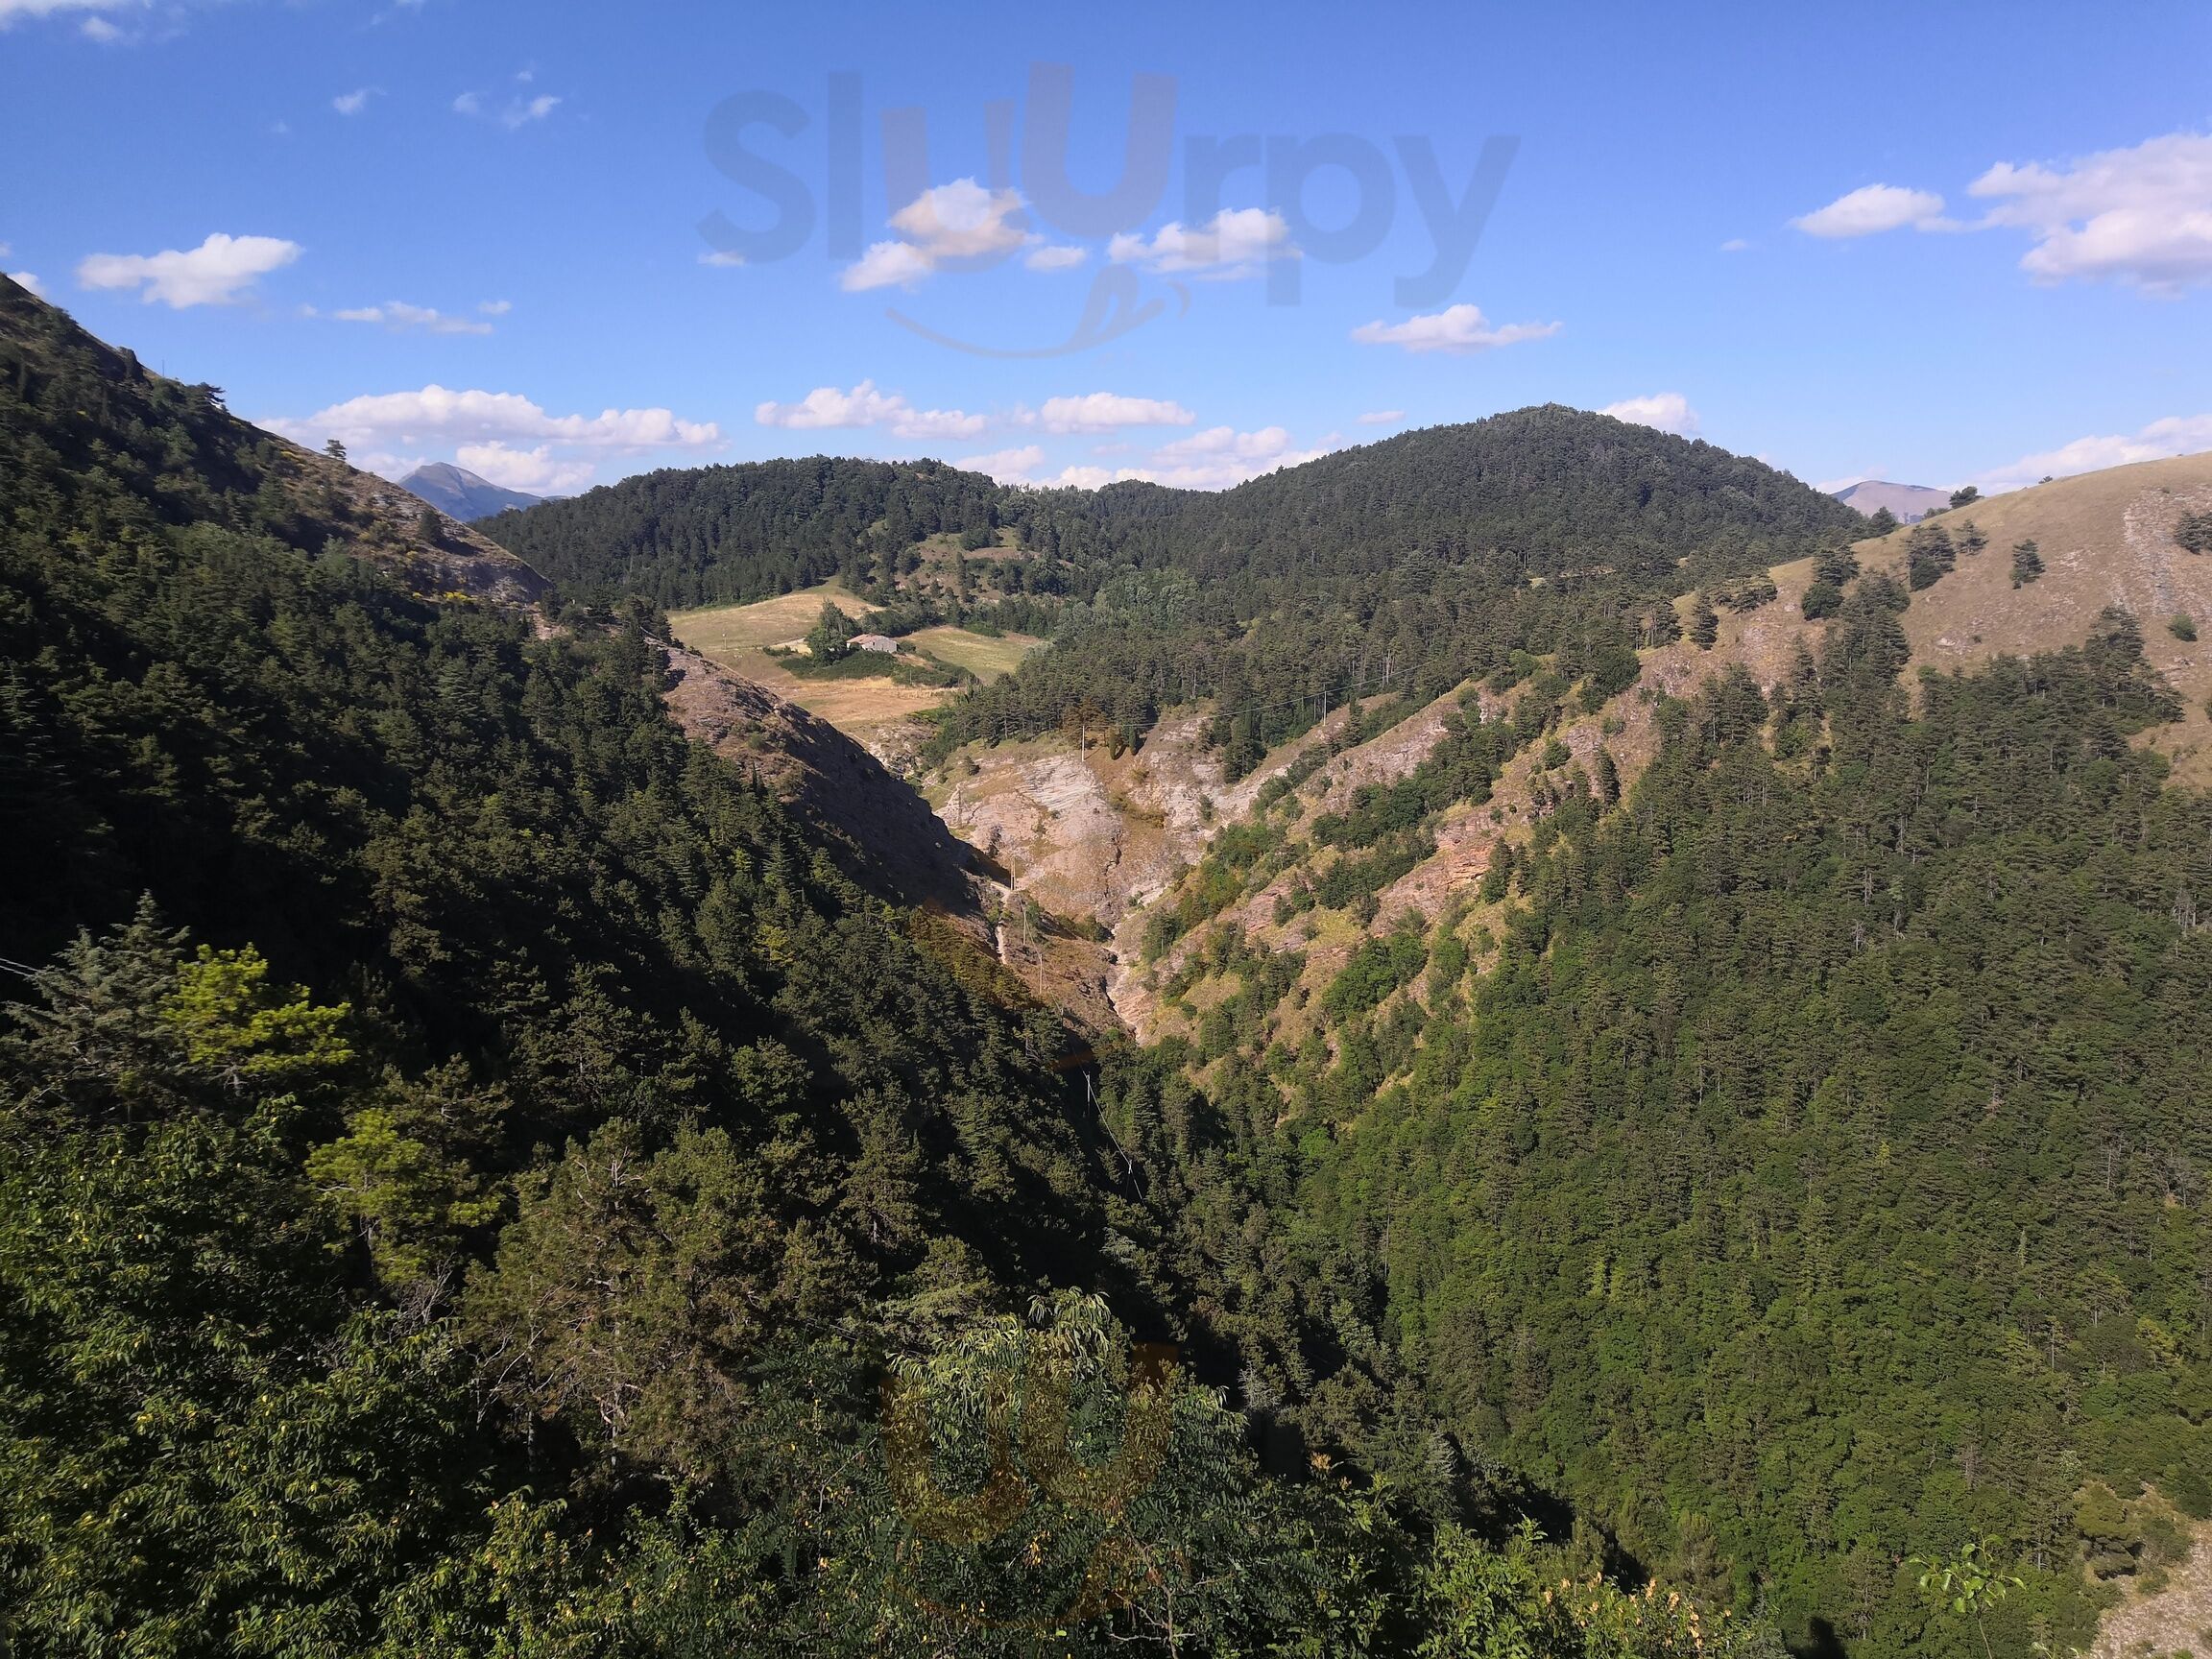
[840,178,1029,292]
[80,13,121,38]
[264,384,721,493]
[1024,244,1088,273]
[8,271,44,296]
[840,240,936,292]
[1719,237,1750,252]
[754,379,988,442]
[454,442,594,494]
[1030,392,1195,433]
[1108,207,1296,278]
[1022,425,1340,493]
[698,250,746,268]
[1791,183,1952,238]
[1600,392,1700,437]
[78,232,301,307]
[455,88,560,129]
[959,445,1047,484]
[1974,412,2212,493]
[478,299,511,316]
[333,87,376,116]
[1357,410,1406,426]
[1969,130,2212,294]
[1350,303,1560,355]
[330,301,494,336]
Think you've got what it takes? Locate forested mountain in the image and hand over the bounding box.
[1088,473,2212,1654]
[0,277,1813,1654]
[481,455,1017,610]
[10,271,2209,1658]
[483,409,1857,783]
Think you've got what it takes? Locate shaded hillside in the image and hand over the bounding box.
[0,276,545,608]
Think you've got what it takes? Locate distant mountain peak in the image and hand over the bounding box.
[399,463,542,522]
[1833,479,1952,523]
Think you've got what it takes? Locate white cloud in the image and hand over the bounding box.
[839,178,1030,292]
[1974,412,2212,493]
[478,299,511,315]
[1357,409,1406,426]
[1719,237,1750,252]
[266,385,722,478]
[960,445,1046,484]
[1791,183,1951,238]
[330,301,494,336]
[1599,392,1700,437]
[453,442,594,494]
[888,178,1027,259]
[1108,206,1296,278]
[0,0,136,22]
[77,232,301,307]
[455,88,560,129]
[333,87,376,116]
[1049,465,1118,490]
[753,379,987,442]
[1031,392,1195,434]
[1023,244,1088,272]
[697,250,746,268]
[1131,424,1340,490]
[1026,425,1341,493]
[1351,302,1561,355]
[9,271,44,297]
[840,240,936,292]
[1814,472,1872,494]
[1969,130,2212,294]
[80,13,121,38]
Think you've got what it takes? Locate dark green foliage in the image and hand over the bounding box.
[804,596,857,661]
[1907,520,1957,589]
[1813,544,1862,589]
[1689,593,1719,648]
[1800,580,1844,619]
[1261,581,2204,1653]
[2173,613,2199,642]
[2176,511,2212,555]
[2013,539,2045,586]
[481,456,1013,611]
[1949,486,1980,510]
[1323,926,1430,1021]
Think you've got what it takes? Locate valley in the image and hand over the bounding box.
[6,270,2212,1658]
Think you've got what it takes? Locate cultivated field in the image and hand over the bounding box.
[669,582,1042,749]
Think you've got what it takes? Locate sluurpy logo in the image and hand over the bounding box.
[877,1322,1184,1629]
[701,62,1519,357]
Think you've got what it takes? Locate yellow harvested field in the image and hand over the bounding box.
[669,582,1044,746]
[905,624,1041,684]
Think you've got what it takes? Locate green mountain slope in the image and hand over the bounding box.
[2,277,1810,1656]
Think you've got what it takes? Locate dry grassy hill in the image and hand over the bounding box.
[1855,453,2212,782]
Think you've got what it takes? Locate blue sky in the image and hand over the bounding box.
[3,0,2208,499]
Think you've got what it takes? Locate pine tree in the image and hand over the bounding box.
[1690,592,1720,649]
